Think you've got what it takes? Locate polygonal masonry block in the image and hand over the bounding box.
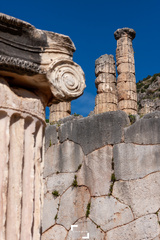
[44,172,75,195]
[77,145,113,196]
[66,217,105,240]
[44,140,84,177]
[42,225,67,240]
[124,116,160,144]
[58,111,130,155]
[89,196,133,231]
[114,143,160,180]
[57,186,90,230]
[42,193,60,232]
[45,125,58,151]
[106,214,159,240]
[113,172,160,218]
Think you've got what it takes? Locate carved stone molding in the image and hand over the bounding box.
[47,59,86,101]
[0,13,86,105]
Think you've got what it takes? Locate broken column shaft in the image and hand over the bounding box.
[49,101,71,122]
[94,54,118,114]
[114,28,137,114]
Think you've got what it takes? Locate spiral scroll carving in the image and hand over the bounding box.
[46,59,86,101]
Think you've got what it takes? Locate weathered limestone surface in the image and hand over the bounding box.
[114,143,160,180]
[66,217,105,240]
[42,193,60,232]
[49,101,71,122]
[94,54,118,114]
[58,110,129,154]
[42,225,67,240]
[45,125,58,151]
[78,146,112,196]
[90,196,133,231]
[124,115,160,144]
[43,110,160,239]
[113,172,160,218]
[106,214,160,240]
[44,172,75,195]
[57,186,90,230]
[44,140,84,177]
[114,27,137,114]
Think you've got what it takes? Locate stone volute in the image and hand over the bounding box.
[0,13,86,107]
[0,13,85,240]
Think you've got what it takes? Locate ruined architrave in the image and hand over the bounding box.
[49,101,71,122]
[94,54,118,114]
[114,28,137,114]
[0,13,85,240]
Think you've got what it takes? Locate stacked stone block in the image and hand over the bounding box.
[43,111,160,239]
[114,28,137,114]
[94,54,118,114]
[49,101,71,122]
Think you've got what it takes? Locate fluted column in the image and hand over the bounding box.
[0,13,86,240]
[49,101,71,122]
[94,54,118,114]
[0,77,44,240]
[114,28,137,114]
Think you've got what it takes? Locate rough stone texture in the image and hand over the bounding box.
[90,196,133,231]
[124,116,160,144]
[58,111,130,155]
[137,75,160,115]
[49,101,71,122]
[0,13,86,104]
[57,186,90,230]
[94,54,118,114]
[114,143,160,180]
[106,214,160,240]
[44,140,84,177]
[114,27,137,114]
[78,146,112,196]
[45,125,58,151]
[113,172,160,218]
[42,193,60,232]
[44,172,75,195]
[42,225,67,240]
[66,217,105,240]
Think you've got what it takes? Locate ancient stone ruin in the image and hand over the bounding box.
[0,13,85,240]
[94,54,118,114]
[0,13,160,240]
[114,27,137,114]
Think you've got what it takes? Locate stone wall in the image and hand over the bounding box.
[42,111,160,240]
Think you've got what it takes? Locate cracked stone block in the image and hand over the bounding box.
[42,193,59,232]
[78,146,112,196]
[106,214,160,240]
[89,196,133,231]
[114,143,160,180]
[57,186,90,230]
[66,217,105,240]
[113,172,160,218]
[42,225,67,240]
[44,172,75,195]
[45,125,58,151]
[44,140,84,177]
[124,117,160,144]
[58,111,129,155]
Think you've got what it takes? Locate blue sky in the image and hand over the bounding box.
[1,0,160,117]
